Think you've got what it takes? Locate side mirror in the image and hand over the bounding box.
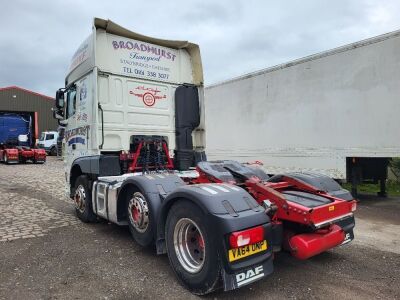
[53,109,64,120]
[58,119,68,126]
[56,89,65,109]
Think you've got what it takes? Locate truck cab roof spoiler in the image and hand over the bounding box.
[94,18,204,85]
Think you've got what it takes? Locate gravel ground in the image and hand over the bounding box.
[0,157,399,300]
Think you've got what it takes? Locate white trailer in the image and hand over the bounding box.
[205,30,400,196]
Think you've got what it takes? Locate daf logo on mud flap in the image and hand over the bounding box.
[236,265,264,287]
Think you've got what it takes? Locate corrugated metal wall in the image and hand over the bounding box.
[0,87,57,135]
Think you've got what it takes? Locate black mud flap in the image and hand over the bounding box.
[222,259,273,291]
[335,215,356,245]
[341,230,355,245]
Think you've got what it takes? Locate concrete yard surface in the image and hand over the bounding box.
[0,157,399,299]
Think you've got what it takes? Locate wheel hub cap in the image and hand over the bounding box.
[128,192,149,233]
[74,185,86,213]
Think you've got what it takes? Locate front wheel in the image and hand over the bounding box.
[74,175,97,222]
[165,201,221,295]
[50,147,57,156]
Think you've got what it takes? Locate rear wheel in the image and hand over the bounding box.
[3,153,9,164]
[33,158,44,164]
[74,175,97,222]
[165,201,221,295]
[126,190,155,247]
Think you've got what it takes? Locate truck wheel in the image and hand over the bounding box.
[126,190,155,247]
[33,159,44,164]
[50,147,57,156]
[3,153,9,164]
[165,201,221,295]
[74,175,97,223]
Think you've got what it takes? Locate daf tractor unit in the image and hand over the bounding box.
[0,112,46,164]
[53,18,356,295]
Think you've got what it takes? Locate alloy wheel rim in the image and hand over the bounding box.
[128,192,149,233]
[173,218,205,274]
[74,185,86,213]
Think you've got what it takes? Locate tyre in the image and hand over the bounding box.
[126,189,155,247]
[74,175,97,222]
[3,153,9,164]
[165,201,221,295]
[33,157,44,164]
[50,147,57,156]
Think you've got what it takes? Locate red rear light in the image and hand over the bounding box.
[119,151,127,160]
[229,226,264,248]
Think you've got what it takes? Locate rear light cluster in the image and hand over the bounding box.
[229,225,264,248]
[6,150,18,159]
[119,151,135,160]
[351,201,357,212]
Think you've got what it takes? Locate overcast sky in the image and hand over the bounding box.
[1,0,400,97]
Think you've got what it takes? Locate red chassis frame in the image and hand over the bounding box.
[117,137,356,260]
[193,167,356,259]
[119,140,174,173]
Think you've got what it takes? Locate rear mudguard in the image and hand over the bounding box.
[157,183,275,291]
[116,173,186,224]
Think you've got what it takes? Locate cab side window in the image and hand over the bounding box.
[66,87,77,119]
[46,134,54,140]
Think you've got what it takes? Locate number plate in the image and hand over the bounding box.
[228,240,267,262]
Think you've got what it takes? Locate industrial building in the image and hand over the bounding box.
[0,86,57,134]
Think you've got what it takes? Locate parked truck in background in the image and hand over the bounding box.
[205,30,400,197]
[0,112,46,164]
[53,18,356,294]
[38,130,59,156]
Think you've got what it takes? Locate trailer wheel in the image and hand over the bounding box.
[126,190,155,247]
[74,175,97,223]
[165,201,221,295]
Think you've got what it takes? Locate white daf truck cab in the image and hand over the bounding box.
[38,131,58,155]
[53,18,274,295]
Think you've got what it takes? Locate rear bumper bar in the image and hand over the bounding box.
[313,212,354,229]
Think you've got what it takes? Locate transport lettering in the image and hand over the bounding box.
[112,40,176,61]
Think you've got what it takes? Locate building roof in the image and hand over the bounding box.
[0,86,54,100]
